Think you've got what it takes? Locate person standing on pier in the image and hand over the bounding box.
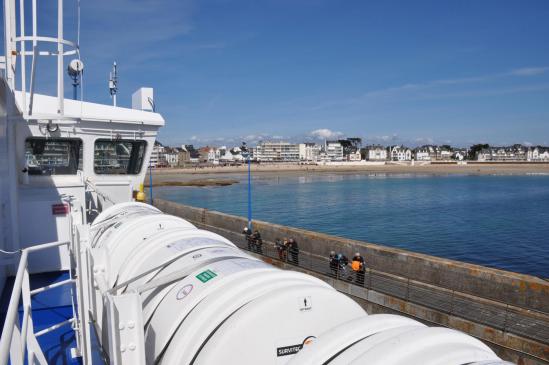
[329,251,338,276]
[352,252,366,286]
[252,230,263,254]
[276,238,288,260]
[243,227,253,251]
[329,251,349,278]
[288,238,299,265]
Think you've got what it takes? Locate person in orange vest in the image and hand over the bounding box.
[351,252,366,286]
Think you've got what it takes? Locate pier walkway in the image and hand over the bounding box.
[154,198,549,365]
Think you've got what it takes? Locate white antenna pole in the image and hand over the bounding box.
[19,0,26,114]
[57,0,64,115]
[3,0,15,90]
[109,61,118,106]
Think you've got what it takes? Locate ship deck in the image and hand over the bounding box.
[0,271,105,364]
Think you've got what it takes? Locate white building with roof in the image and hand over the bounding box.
[347,150,362,161]
[477,145,528,161]
[362,145,387,161]
[255,141,300,162]
[528,146,549,161]
[299,143,322,162]
[150,144,165,167]
[325,141,344,161]
[389,146,412,161]
[163,148,179,167]
[414,146,434,161]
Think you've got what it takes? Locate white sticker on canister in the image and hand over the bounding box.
[167,237,228,252]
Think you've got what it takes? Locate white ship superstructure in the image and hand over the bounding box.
[0,0,516,364]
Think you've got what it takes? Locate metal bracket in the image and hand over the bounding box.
[106,292,146,365]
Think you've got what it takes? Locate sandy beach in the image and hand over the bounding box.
[145,162,549,186]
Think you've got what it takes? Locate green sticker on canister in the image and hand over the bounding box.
[196,269,217,283]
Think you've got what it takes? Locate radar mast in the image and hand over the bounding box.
[109,61,118,106]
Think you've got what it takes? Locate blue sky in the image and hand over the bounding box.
[7,0,549,147]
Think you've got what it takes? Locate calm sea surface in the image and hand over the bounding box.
[156,173,549,278]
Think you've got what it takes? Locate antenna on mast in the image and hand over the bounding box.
[109,61,118,106]
[67,59,84,100]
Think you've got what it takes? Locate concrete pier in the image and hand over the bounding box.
[154,198,549,365]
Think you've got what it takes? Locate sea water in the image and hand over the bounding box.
[156,173,549,278]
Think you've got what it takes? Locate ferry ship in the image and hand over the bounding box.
[0,0,516,364]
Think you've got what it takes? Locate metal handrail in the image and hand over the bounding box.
[30,278,75,295]
[85,178,117,205]
[199,223,549,347]
[0,240,70,365]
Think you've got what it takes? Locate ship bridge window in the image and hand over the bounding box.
[94,139,147,175]
[25,138,83,175]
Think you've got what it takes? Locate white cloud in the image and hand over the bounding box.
[196,42,228,50]
[509,67,549,77]
[307,65,549,111]
[415,137,435,144]
[310,128,344,139]
[243,134,259,141]
[367,134,398,143]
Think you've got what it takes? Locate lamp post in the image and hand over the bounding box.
[241,142,252,230]
[149,160,153,204]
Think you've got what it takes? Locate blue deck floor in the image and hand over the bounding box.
[1,271,106,364]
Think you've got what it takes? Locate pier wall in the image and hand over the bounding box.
[154,198,549,365]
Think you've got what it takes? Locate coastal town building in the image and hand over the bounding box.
[299,143,322,162]
[150,142,165,167]
[338,138,362,157]
[154,140,549,166]
[220,146,245,164]
[414,146,434,161]
[163,147,179,167]
[528,146,549,161]
[180,144,200,164]
[177,146,190,166]
[362,145,387,161]
[325,141,344,161]
[436,146,453,160]
[413,145,454,161]
[389,145,412,161]
[198,146,220,164]
[452,149,467,161]
[347,150,362,161]
[219,150,234,164]
[476,145,528,161]
[255,141,300,162]
[212,147,222,164]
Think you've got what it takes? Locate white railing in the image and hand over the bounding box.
[3,0,80,118]
[0,240,72,365]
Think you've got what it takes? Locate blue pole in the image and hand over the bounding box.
[149,162,153,204]
[72,76,78,100]
[247,157,252,230]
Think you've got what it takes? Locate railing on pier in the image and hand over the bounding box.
[205,224,549,348]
